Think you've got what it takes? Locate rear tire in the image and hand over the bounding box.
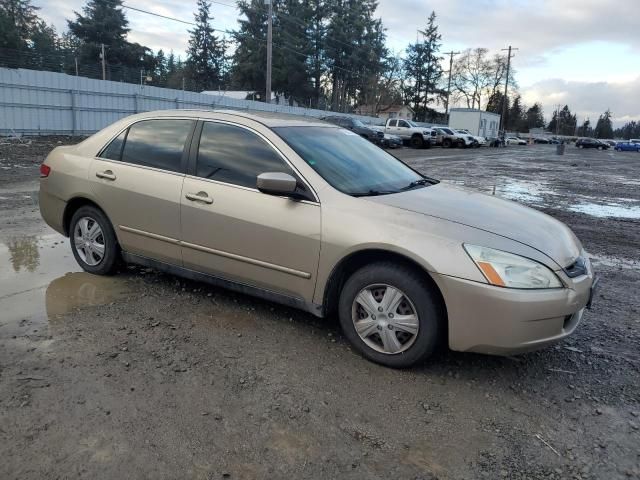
[338,262,443,368]
[70,205,119,275]
[442,139,452,148]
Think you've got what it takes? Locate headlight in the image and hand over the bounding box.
[423,131,430,135]
[464,245,563,289]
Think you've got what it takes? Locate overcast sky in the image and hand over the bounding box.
[35,0,640,126]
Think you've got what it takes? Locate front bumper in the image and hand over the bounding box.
[432,271,594,355]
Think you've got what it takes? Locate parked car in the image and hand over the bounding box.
[39,110,597,368]
[614,141,640,152]
[601,140,617,147]
[433,127,477,148]
[321,116,384,144]
[506,137,527,145]
[383,118,434,149]
[575,138,609,149]
[369,125,403,149]
[454,129,486,147]
[630,139,640,145]
[533,137,550,144]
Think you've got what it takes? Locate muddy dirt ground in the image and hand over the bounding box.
[1,137,639,479]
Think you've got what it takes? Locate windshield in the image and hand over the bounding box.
[441,128,454,135]
[406,120,419,127]
[352,119,366,127]
[274,126,432,196]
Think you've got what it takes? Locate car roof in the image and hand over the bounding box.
[125,109,332,128]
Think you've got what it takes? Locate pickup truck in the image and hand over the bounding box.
[383,119,435,148]
[433,127,477,148]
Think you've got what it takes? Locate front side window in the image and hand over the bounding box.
[275,126,432,196]
[196,122,294,189]
[117,119,194,172]
[398,120,410,128]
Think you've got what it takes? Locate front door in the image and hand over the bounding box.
[180,121,321,302]
[90,118,195,265]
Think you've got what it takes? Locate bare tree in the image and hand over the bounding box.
[451,48,493,109]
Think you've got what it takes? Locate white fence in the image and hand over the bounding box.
[0,67,381,135]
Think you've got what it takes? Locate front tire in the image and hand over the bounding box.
[70,205,119,275]
[410,135,423,149]
[442,138,452,148]
[338,263,443,368]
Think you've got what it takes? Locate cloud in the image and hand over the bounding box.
[378,0,640,65]
[521,76,640,127]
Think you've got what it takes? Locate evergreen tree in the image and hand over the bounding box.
[525,103,545,130]
[403,11,442,121]
[325,0,385,112]
[231,0,269,96]
[547,105,577,136]
[185,0,225,91]
[593,109,613,138]
[0,0,39,52]
[154,49,167,86]
[507,94,524,131]
[613,121,640,139]
[67,0,142,78]
[577,118,592,137]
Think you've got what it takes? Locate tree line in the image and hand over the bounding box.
[1,0,630,135]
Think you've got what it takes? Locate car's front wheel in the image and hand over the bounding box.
[70,205,119,275]
[338,263,443,368]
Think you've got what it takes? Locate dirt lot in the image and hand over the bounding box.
[1,137,639,479]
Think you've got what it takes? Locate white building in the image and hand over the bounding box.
[449,108,501,138]
[355,104,414,121]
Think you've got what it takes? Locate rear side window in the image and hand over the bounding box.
[196,122,294,189]
[100,130,126,160]
[115,119,193,173]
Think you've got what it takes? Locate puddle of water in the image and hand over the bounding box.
[567,202,640,219]
[444,177,640,219]
[589,253,640,271]
[0,233,130,338]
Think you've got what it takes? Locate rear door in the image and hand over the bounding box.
[180,120,321,302]
[90,118,195,264]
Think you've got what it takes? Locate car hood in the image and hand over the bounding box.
[367,183,581,268]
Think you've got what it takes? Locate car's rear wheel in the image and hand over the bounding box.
[410,135,423,149]
[442,139,452,148]
[338,263,443,368]
[70,206,119,275]
[457,140,466,148]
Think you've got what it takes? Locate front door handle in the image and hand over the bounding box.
[185,191,213,204]
[96,170,116,181]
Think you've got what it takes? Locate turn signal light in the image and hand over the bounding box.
[40,164,51,177]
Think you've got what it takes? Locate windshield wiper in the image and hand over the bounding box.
[351,189,398,197]
[400,178,432,191]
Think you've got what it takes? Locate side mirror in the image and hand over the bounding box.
[257,172,297,196]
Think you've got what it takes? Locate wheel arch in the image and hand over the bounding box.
[322,248,448,329]
[63,197,109,237]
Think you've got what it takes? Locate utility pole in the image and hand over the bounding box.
[100,43,106,80]
[265,0,273,104]
[443,50,460,118]
[499,45,518,133]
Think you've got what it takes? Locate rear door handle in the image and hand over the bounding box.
[96,170,116,181]
[185,191,213,204]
